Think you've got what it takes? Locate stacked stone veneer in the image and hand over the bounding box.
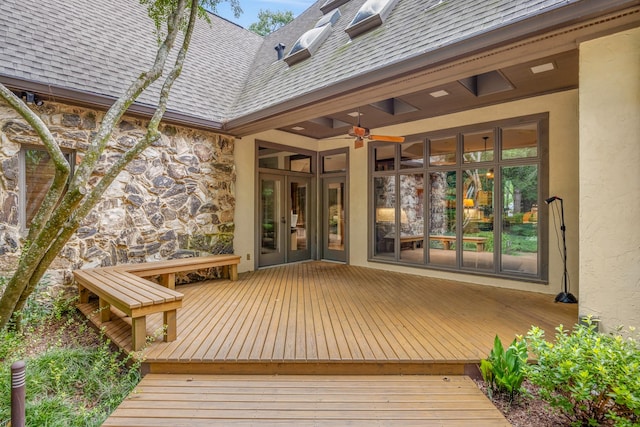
[0,100,236,288]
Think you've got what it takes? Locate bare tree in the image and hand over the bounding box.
[0,0,240,330]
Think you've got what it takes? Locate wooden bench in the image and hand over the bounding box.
[429,235,488,252]
[74,254,241,351]
[115,254,241,290]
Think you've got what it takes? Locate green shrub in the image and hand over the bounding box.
[525,320,640,426]
[480,335,528,401]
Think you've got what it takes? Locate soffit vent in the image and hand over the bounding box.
[320,0,351,14]
[284,9,341,66]
[458,70,515,97]
[345,0,399,39]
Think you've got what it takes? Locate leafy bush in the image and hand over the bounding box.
[525,320,640,426]
[480,335,528,401]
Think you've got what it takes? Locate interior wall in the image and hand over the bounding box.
[578,27,640,331]
[235,91,579,296]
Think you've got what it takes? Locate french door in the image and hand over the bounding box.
[322,176,347,262]
[259,173,311,267]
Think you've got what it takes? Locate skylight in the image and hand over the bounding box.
[320,0,351,14]
[284,9,341,66]
[345,0,399,39]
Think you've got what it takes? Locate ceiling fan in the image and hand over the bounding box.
[348,125,405,149]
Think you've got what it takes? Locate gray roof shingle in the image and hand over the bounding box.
[1,0,606,127]
[0,0,263,124]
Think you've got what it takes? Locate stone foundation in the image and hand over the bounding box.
[0,99,236,289]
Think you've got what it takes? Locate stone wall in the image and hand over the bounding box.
[0,99,236,289]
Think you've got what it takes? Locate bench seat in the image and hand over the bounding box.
[429,235,488,251]
[74,254,241,351]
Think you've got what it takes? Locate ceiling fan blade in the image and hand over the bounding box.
[369,135,405,143]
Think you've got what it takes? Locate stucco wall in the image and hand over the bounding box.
[0,100,236,290]
[578,28,640,331]
[235,91,579,297]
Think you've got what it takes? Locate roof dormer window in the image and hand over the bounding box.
[345,0,399,39]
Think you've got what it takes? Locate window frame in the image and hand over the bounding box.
[19,146,75,231]
[368,113,549,283]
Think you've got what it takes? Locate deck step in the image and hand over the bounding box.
[103,374,510,426]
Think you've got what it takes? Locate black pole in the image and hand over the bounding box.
[11,360,26,427]
[555,198,577,303]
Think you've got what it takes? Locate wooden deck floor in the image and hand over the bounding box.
[103,374,511,427]
[79,261,577,375]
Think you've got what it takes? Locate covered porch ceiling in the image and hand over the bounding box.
[277,49,578,141]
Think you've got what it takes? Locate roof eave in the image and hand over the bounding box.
[0,75,230,134]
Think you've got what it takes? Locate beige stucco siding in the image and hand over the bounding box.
[235,90,579,297]
[579,27,640,331]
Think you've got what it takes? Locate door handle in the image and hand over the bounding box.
[281,217,286,224]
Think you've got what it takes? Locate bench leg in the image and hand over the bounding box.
[98,297,111,322]
[229,264,238,281]
[78,285,89,304]
[443,241,451,250]
[163,309,177,342]
[160,273,176,290]
[477,243,485,252]
[131,316,147,351]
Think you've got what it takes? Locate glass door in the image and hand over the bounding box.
[259,174,285,267]
[259,174,312,267]
[322,177,347,262]
[288,177,311,262]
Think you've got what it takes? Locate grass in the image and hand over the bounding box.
[0,278,141,427]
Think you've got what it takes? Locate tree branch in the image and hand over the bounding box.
[0,85,70,241]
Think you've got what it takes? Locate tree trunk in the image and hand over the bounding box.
[0,0,199,330]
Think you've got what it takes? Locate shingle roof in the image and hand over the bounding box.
[0,0,262,124]
[230,0,580,120]
[1,0,619,128]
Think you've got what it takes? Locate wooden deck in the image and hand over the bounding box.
[78,261,577,375]
[103,374,511,426]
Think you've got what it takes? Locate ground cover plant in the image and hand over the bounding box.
[480,334,528,401]
[0,278,141,427]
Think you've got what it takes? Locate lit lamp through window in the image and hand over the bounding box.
[376,207,395,223]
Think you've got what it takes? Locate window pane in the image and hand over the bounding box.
[374,176,396,258]
[429,136,456,166]
[399,174,424,264]
[400,141,424,169]
[463,130,493,163]
[462,168,495,270]
[323,153,347,173]
[501,165,539,275]
[375,146,395,171]
[502,123,538,159]
[261,179,280,254]
[428,171,456,267]
[290,155,311,173]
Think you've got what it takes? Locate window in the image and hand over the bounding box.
[370,114,548,281]
[20,147,74,229]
